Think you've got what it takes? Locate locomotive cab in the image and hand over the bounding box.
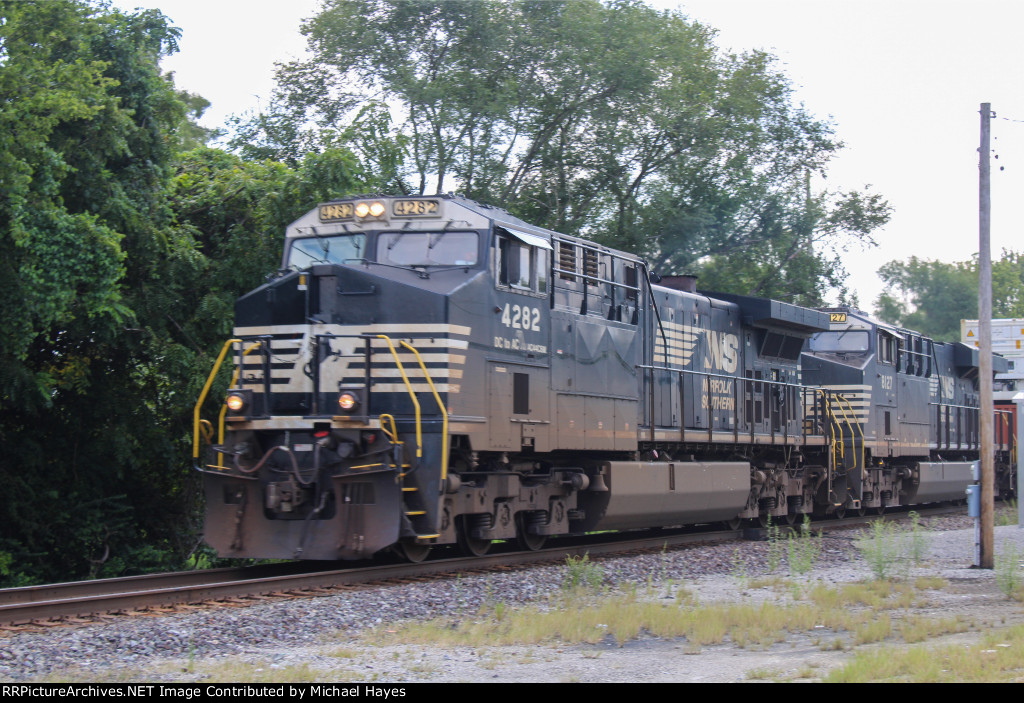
[801,307,995,511]
[195,195,588,561]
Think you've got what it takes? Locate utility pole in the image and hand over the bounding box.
[979,103,994,569]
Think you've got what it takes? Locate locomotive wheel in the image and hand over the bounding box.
[724,517,743,531]
[757,513,772,529]
[457,517,492,557]
[516,513,547,552]
[874,505,886,516]
[856,505,868,518]
[833,505,847,520]
[395,540,431,563]
[784,512,799,526]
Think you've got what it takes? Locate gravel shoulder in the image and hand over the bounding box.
[3,513,1024,683]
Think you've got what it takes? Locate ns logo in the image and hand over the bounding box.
[702,331,740,373]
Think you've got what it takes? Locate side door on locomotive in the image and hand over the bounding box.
[486,226,554,454]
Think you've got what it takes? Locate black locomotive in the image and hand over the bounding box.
[193,194,1010,561]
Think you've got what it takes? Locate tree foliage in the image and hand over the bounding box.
[875,251,1024,341]
[0,0,190,583]
[0,1,370,585]
[0,0,896,584]
[687,189,890,306]
[237,0,889,303]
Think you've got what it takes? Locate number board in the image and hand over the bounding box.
[829,312,848,324]
[392,199,440,217]
[319,203,354,222]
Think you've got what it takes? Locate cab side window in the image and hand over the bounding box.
[877,332,895,365]
[498,235,549,294]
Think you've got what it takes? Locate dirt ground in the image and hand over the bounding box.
[153,524,1024,683]
[301,559,1024,683]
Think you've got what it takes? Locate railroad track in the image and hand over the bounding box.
[0,504,966,629]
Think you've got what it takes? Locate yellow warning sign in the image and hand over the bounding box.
[967,330,975,337]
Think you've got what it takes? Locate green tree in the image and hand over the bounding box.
[0,0,192,583]
[0,1,374,585]
[167,145,371,342]
[875,250,1024,341]
[685,188,889,306]
[238,0,888,300]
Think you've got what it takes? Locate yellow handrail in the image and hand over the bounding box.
[198,419,214,445]
[193,338,240,462]
[214,342,264,466]
[400,340,450,481]
[193,338,263,467]
[814,388,853,509]
[216,342,265,451]
[832,393,864,476]
[815,389,845,470]
[379,413,400,444]
[376,335,422,458]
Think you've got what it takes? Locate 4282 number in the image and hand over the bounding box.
[501,303,541,331]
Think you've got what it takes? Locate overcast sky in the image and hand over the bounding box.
[110,0,1024,310]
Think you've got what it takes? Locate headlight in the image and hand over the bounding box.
[225,389,251,415]
[354,200,386,220]
[338,391,360,412]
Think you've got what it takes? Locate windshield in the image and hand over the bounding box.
[377,231,478,267]
[286,234,366,270]
[808,330,870,353]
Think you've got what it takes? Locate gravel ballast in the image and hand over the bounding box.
[2,513,1023,683]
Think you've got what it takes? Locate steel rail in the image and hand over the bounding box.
[0,504,966,627]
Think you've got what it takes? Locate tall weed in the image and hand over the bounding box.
[856,519,901,580]
[765,515,783,573]
[997,499,1018,527]
[563,553,604,592]
[905,511,929,566]
[995,542,1022,600]
[856,514,931,581]
[787,516,820,576]
[730,547,749,589]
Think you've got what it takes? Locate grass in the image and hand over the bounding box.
[855,511,930,581]
[730,547,749,588]
[906,511,930,564]
[789,662,821,680]
[563,553,604,592]
[856,519,903,580]
[997,499,1018,526]
[200,661,348,683]
[744,666,779,680]
[765,515,783,573]
[824,624,1024,682]
[995,541,1023,600]
[369,596,840,649]
[25,570,1003,684]
[361,574,965,654]
[898,615,968,643]
[787,516,820,576]
[22,513,1021,684]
